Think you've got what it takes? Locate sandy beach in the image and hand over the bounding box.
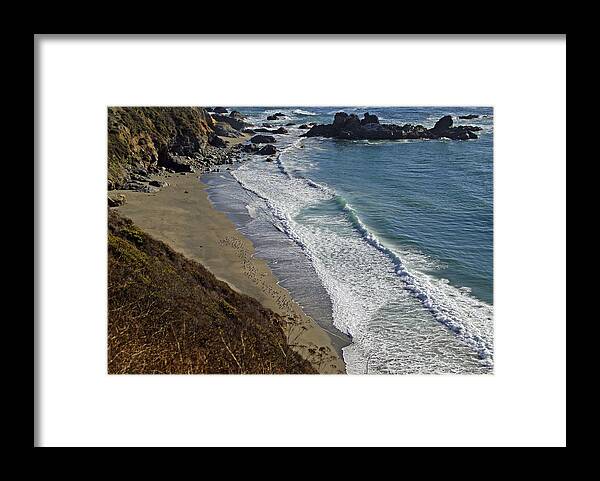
[113,144,346,373]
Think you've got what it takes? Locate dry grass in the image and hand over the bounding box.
[108,210,316,374]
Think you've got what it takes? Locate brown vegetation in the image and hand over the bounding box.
[108,210,316,374]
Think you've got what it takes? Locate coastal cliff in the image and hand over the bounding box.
[107,107,342,374]
[107,107,232,190]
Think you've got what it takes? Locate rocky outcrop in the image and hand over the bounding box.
[108,194,127,207]
[459,114,479,120]
[360,112,379,125]
[257,145,277,155]
[302,112,481,141]
[250,135,276,144]
[242,143,260,153]
[211,113,251,132]
[213,107,228,114]
[108,107,216,189]
[213,121,244,138]
[432,115,453,131]
[208,133,227,148]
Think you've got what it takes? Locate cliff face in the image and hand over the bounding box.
[108,211,316,374]
[107,107,216,189]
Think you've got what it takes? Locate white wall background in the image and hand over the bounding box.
[36,35,566,447]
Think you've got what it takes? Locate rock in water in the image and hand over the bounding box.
[250,134,276,144]
[333,112,349,128]
[360,112,379,125]
[257,144,277,155]
[432,115,453,131]
[459,114,479,120]
[229,110,245,120]
[241,143,260,153]
[302,112,479,141]
[213,107,228,114]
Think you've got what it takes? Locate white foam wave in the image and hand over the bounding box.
[293,109,318,116]
[337,196,493,364]
[229,134,493,373]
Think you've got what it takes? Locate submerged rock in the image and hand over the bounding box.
[241,143,260,153]
[257,144,277,155]
[458,114,479,120]
[250,134,276,144]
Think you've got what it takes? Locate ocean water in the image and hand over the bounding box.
[204,107,493,374]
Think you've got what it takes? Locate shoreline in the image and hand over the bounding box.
[112,138,347,373]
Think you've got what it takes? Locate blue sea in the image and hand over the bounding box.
[204,107,493,374]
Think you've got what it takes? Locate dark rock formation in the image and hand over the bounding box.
[432,115,453,131]
[208,133,227,148]
[257,144,277,155]
[266,115,278,121]
[360,112,379,125]
[122,181,160,193]
[242,143,260,153]
[213,122,243,138]
[285,122,295,126]
[211,113,250,132]
[298,124,310,129]
[302,112,481,141]
[458,114,479,120]
[159,153,196,172]
[213,107,228,114]
[229,110,245,120]
[263,123,273,128]
[149,180,168,188]
[250,135,276,144]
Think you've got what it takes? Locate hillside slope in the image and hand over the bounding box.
[107,107,216,189]
[108,210,316,374]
